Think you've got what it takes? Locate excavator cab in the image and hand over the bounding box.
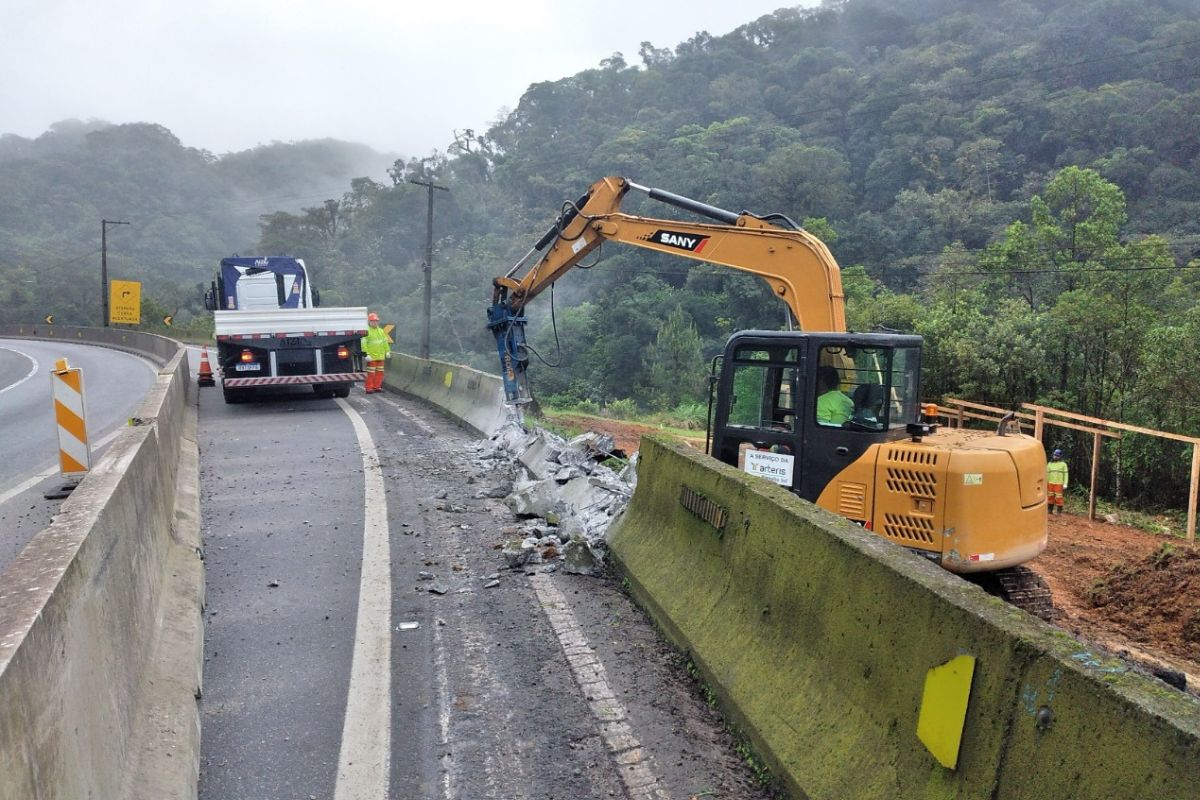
[710,330,923,503]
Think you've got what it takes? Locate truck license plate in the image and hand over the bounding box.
[234,363,261,372]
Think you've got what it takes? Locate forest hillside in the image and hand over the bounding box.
[2,0,1199,505]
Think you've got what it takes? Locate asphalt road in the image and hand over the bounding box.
[198,382,777,800]
[0,338,156,572]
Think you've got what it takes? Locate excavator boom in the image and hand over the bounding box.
[488,176,846,402]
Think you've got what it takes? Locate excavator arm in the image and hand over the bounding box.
[487,176,847,402]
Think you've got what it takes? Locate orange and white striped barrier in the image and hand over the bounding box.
[51,358,91,478]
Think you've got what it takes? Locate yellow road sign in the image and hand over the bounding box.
[44,314,54,324]
[162,314,173,327]
[383,323,395,344]
[109,279,142,325]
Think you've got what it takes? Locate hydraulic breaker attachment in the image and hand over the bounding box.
[487,300,531,404]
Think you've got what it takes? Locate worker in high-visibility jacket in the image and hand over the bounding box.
[1046,448,1069,514]
[361,312,391,394]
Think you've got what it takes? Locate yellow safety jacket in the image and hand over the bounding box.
[1046,460,1069,488]
[361,326,391,360]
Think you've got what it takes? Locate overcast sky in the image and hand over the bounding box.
[2,0,811,157]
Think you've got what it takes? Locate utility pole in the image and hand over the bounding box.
[101,219,130,327]
[407,179,449,359]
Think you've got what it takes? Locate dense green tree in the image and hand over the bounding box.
[645,306,706,410]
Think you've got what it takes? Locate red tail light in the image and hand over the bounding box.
[240,349,254,363]
[336,346,350,360]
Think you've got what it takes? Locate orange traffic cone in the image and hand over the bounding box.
[198,347,215,387]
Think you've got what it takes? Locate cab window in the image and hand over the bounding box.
[726,347,800,433]
[815,345,913,431]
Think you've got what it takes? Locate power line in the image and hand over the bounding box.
[790,40,1200,125]
[839,37,1200,117]
[940,262,1200,277]
[4,247,102,271]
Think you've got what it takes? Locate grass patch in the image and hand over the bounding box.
[1065,494,1189,539]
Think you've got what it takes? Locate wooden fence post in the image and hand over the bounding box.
[1088,431,1101,521]
[1188,442,1199,545]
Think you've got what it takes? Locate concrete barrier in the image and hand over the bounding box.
[609,437,1200,800]
[0,324,181,365]
[0,328,202,799]
[383,352,511,436]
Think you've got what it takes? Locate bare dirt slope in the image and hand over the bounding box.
[559,414,1200,685]
[547,414,706,456]
[1031,514,1200,680]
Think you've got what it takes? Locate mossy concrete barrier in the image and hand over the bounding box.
[0,329,202,799]
[383,352,510,436]
[610,437,1200,800]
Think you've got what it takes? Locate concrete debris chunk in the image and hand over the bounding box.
[505,478,567,519]
[488,419,635,578]
[618,452,639,487]
[568,431,617,460]
[563,534,601,576]
[554,466,586,483]
[501,538,542,568]
[485,482,513,499]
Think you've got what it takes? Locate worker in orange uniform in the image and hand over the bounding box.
[361,312,391,393]
[1046,448,1068,514]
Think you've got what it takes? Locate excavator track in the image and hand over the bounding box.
[970,566,1057,621]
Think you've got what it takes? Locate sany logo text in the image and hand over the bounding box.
[642,230,711,253]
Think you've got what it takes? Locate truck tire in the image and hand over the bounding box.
[333,383,351,398]
[312,385,335,399]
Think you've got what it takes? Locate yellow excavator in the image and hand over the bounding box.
[488,176,1052,615]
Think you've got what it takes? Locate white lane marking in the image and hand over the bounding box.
[432,614,453,800]
[530,574,671,800]
[0,347,39,396]
[334,398,393,800]
[0,427,125,506]
[377,395,435,434]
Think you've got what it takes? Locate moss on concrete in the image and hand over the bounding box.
[383,353,509,436]
[609,437,1200,800]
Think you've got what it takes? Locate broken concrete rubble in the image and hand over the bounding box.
[473,420,638,576]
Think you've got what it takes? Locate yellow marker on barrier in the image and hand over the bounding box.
[51,358,91,478]
[917,654,976,769]
[443,370,453,388]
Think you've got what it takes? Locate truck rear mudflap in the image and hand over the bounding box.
[222,372,365,387]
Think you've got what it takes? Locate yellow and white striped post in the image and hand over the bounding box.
[51,358,90,479]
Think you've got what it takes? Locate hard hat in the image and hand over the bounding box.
[367,312,379,322]
[1052,449,1063,458]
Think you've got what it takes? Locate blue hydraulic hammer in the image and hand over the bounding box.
[487,300,531,404]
